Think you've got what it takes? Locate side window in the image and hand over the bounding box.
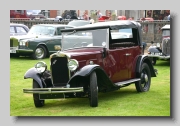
[111,28,133,39]
[16,26,27,33]
[109,28,135,49]
[56,27,65,35]
[10,26,15,33]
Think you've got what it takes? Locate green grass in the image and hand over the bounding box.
[10,56,170,116]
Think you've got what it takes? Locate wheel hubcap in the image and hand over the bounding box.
[144,74,148,83]
[35,48,44,59]
[140,71,149,88]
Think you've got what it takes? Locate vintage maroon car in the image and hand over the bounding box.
[23,20,157,108]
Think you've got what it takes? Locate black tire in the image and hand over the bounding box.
[135,63,151,92]
[152,57,157,65]
[89,71,98,107]
[33,80,45,107]
[32,45,47,60]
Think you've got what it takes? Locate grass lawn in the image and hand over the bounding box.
[10,56,170,116]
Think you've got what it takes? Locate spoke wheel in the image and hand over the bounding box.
[135,63,151,92]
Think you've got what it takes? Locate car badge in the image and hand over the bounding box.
[52,60,57,65]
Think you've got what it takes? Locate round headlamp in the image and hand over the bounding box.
[68,59,79,71]
[35,61,47,73]
[19,40,27,46]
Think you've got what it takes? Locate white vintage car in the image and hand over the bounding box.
[147,24,170,65]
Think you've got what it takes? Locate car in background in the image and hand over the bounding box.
[67,20,92,27]
[54,16,63,21]
[10,10,46,20]
[10,23,29,36]
[147,24,170,65]
[138,17,154,22]
[22,20,157,108]
[10,24,75,59]
[117,16,127,20]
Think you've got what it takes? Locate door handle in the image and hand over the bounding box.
[125,53,131,56]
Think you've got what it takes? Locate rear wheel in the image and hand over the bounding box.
[135,63,151,92]
[89,71,98,107]
[33,80,45,107]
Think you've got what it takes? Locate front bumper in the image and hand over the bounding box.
[10,47,33,54]
[10,47,18,53]
[23,87,84,94]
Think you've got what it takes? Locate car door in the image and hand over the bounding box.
[103,48,129,82]
[126,28,142,79]
[46,27,65,53]
[126,46,141,79]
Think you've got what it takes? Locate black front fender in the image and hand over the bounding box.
[72,64,100,77]
[136,55,157,77]
[24,67,43,88]
[68,65,116,90]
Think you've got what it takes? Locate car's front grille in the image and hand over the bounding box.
[10,38,18,47]
[162,38,170,55]
[50,57,70,86]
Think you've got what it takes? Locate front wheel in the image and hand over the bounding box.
[89,71,98,107]
[33,80,45,107]
[31,45,47,60]
[135,63,151,92]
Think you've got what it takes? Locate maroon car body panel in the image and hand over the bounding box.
[63,45,141,83]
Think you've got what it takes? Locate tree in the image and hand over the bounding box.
[62,10,77,19]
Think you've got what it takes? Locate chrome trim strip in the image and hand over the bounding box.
[23,87,84,94]
[115,78,140,86]
[17,49,33,53]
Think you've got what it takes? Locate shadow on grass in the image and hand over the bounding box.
[42,87,140,109]
[10,56,49,60]
[155,60,170,66]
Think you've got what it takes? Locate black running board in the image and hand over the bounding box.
[114,78,140,86]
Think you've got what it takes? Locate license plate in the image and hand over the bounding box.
[10,48,16,53]
[10,49,16,53]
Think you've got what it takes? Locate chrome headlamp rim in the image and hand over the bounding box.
[68,59,79,71]
[35,61,47,73]
[19,40,29,46]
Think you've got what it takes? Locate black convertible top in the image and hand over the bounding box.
[62,20,142,32]
[61,20,142,43]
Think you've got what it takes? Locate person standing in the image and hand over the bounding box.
[96,10,102,19]
[83,11,89,20]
